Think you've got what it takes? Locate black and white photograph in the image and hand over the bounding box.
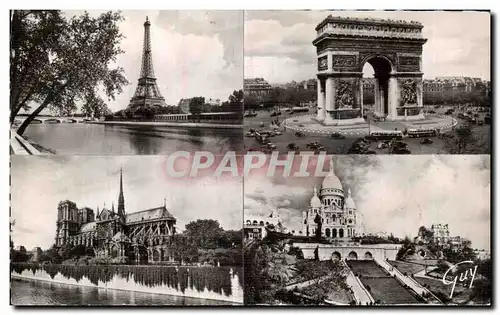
[6,7,494,310]
[243,11,491,155]
[243,155,491,305]
[10,10,244,155]
[10,156,243,305]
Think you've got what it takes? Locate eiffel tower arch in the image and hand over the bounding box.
[129,17,166,109]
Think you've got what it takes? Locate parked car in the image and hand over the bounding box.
[287,143,300,151]
[306,142,325,151]
[246,147,263,152]
[295,131,305,137]
[265,142,277,150]
[420,138,434,145]
[330,132,346,139]
[391,141,409,150]
[377,141,389,149]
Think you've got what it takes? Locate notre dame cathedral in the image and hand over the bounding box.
[54,168,177,264]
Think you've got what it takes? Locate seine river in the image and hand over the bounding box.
[11,279,234,306]
[23,123,243,155]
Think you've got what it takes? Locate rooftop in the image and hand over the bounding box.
[316,15,424,31]
[126,206,176,224]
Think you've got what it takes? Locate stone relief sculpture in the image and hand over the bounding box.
[318,56,328,70]
[336,81,354,109]
[400,79,418,105]
[332,55,356,68]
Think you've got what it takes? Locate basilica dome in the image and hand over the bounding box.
[310,187,322,208]
[322,162,343,191]
[345,188,356,209]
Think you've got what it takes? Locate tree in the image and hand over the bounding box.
[226,89,243,112]
[396,237,416,260]
[11,248,30,262]
[314,214,322,240]
[169,234,198,263]
[10,10,66,124]
[188,96,205,121]
[418,226,434,241]
[184,219,224,250]
[218,229,242,248]
[443,125,478,154]
[81,92,112,119]
[11,10,128,135]
[243,93,260,110]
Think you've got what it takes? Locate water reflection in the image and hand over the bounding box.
[11,279,236,306]
[23,123,243,155]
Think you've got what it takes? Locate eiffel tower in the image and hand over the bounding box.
[128,16,166,109]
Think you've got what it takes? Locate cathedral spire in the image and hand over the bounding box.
[118,167,125,217]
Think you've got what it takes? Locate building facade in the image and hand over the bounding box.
[244,210,283,241]
[302,162,363,240]
[54,169,177,264]
[244,78,272,98]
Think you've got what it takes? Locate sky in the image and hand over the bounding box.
[244,10,491,84]
[57,10,244,113]
[10,156,243,250]
[244,155,491,251]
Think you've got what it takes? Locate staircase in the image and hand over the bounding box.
[342,260,374,305]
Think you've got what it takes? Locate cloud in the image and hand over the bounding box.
[244,155,490,250]
[245,11,490,84]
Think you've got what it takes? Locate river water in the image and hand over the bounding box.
[11,279,235,306]
[23,123,243,155]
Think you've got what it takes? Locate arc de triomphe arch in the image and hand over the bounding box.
[313,16,427,125]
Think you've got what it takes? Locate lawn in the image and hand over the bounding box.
[388,260,426,275]
[414,276,472,304]
[347,261,389,277]
[361,277,421,304]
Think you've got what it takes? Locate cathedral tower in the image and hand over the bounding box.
[128,16,166,109]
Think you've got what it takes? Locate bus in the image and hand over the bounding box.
[407,128,437,138]
[365,130,403,141]
[254,130,272,144]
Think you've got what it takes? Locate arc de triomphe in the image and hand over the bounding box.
[313,16,427,125]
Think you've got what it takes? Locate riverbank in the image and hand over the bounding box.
[11,264,244,304]
[11,278,236,306]
[93,121,243,129]
[9,130,46,155]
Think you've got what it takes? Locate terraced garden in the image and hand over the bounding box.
[347,260,422,305]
